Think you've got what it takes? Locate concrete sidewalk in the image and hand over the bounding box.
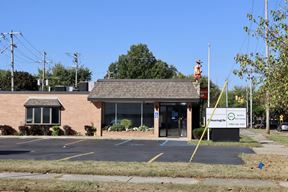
[0,172,287,188]
[241,129,288,156]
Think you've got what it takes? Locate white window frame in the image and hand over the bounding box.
[25,107,61,125]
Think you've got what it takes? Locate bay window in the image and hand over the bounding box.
[25,107,60,125]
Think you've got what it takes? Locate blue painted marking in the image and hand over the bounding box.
[160,140,169,146]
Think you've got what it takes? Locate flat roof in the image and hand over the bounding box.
[0,91,89,95]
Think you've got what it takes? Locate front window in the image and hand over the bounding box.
[117,103,141,127]
[26,108,33,124]
[52,108,60,124]
[43,108,50,124]
[26,107,60,125]
[34,108,41,124]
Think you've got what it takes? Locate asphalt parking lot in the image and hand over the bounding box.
[0,138,254,165]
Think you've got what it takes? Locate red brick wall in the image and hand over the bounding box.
[0,93,101,135]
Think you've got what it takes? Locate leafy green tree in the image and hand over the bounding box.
[106,44,178,79]
[234,2,288,112]
[39,63,92,89]
[0,70,38,91]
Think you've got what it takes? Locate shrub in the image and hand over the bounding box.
[51,126,63,136]
[138,125,149,132]
[63,125,76,136]
[193,128,207,140]
[120,119,132,130]
[18,126,30,135]
[108,124,125,132]
[42,126,51,136]
[84,123,96,136]
[29,125,44,135]
[0,125,17,135]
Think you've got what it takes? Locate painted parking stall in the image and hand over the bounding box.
[0,138,254,164]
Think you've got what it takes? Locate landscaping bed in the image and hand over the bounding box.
[102,129,154,138]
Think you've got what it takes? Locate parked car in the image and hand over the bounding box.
[277,122,288,131]
[254,122,265,129]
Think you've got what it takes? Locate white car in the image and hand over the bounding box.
[277,122,288,131]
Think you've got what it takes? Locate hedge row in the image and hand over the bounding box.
[0,124,96,136]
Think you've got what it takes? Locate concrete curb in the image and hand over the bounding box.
[0,135,188,141]
[0,172,286,188]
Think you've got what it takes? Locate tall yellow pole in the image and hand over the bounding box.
[189,80,228,162]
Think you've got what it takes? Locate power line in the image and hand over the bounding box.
[20,34,43,56]
[15,48,39,63]
[14,35,42,60]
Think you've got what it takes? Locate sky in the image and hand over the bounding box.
[0,0,282,89]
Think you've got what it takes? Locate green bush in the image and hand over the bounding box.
[51,126,63,136]
[42,126,51,135]
[193,128,207,140]
[120,119,132,130]
[0,125,17,135]
[29,125,44,135]
[109,124,125,132]
[138,125,149,132]
[84,123,96,136]
[63,125,77,136]
[18,126,29,135]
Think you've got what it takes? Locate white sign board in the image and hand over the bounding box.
[206,108,247,128]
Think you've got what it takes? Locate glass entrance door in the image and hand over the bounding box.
[159,103,187,137]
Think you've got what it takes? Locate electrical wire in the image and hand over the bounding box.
[14,35,42,60]
[227,0,255,81]
[20,34,43,56]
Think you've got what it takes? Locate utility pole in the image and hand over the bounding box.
[208,43,211,108]
[249,72,253,128]
[265,0,270,134]
[246,86,249,127]
[207,43,211,141]
[73,52,79,89]
[36,51,50,91]
[66,52,79,89]
[42,51,47,91]
[225,81,229,108]
[1,31,21,91]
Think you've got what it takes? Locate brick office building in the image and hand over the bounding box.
[0,79,200,139]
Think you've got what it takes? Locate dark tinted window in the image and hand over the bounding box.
[26,108,33,123]
[34,108,41,123]
[43,108,50,124]
[104,103,115,126]
[52,108,59,124]
[117,103,141,127]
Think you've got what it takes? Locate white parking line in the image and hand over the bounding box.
[147,153,164,163]
[63,139,85,147]
[160,140,169,146]
[16,138,47,145]
[58,152,94,161]
[115,139,131,146]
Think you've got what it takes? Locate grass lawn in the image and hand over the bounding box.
[0,179,286,192]
[0,154,287,180]
[266,133,288,146]
[251,129,288,146]
[189,135,261,148]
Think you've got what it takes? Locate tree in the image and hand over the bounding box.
[40,63,92,89]
[0,70,38,91]
[106,44,178,79]
[234,2,288,112]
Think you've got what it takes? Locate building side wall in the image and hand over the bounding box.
[0,93,99,135]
